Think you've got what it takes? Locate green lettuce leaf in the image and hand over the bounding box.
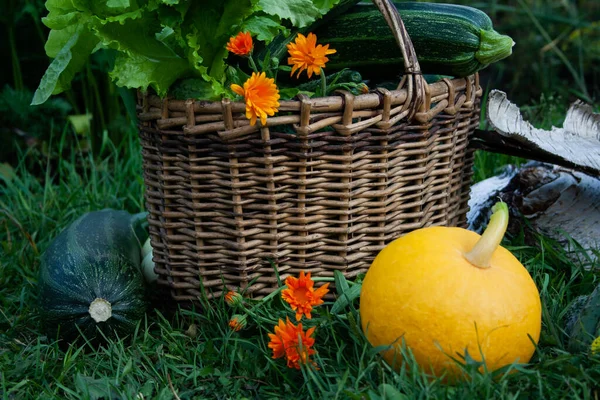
[43,11,80,30]
[32,26,99,105]
[31,33,78,105]
[93,15,191,95]
[182,0,254,79]
[109,52,189,96]
[242,15,286,44]
[106,0,130,8]
[71,0,141,18]
[156,2,188,27]
[312,0,342,14]
[257,0,321,28]
[35,0,340,103]
[42,0,80,30]
[155,26,186,58]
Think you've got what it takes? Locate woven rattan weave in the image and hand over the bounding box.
[136,0,482,302]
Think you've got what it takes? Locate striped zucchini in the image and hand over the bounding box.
[309,2,514,77]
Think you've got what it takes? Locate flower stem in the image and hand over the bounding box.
[320,67,327,96]
[464,201,509,269]
[248,54,259,73]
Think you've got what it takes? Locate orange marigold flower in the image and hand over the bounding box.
[231,72,280,126]
[287,32,336,79]
[226,31,253,56]
[224,291,243,308]
[228,314,247,332]
[268,318,316,369]
[282,271,329,321]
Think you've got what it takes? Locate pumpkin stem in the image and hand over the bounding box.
[89,298,112,323]
[465,201,509,269]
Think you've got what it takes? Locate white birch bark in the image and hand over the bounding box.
[468,163,600,266]
[487,90,600,175]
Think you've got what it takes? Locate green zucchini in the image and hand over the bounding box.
[38,209,149,343]
[288,2,514,78]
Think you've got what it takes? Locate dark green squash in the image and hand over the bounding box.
[263,1,514,79]
[38,209,149,342]
[312,1,514,77]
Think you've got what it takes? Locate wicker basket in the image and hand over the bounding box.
[137,0,482,303]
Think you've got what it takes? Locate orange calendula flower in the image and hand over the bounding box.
[228,314,247,332]
[231,72,280,126]
[268,318,316,369]
[282,271,329,321]
[287,32,336,79]
[226,31,253,56]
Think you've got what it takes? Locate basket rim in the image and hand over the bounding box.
[138,74,481,140]
[141,74,479,114]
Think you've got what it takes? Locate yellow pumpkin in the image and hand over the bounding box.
[359,202,542,379]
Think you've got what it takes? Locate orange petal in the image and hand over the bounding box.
[231,84,244,96]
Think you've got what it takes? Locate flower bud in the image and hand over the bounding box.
[224,291,244,308]
[228,314,248,332]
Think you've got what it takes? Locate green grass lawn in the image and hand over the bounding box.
[2,127,600,399]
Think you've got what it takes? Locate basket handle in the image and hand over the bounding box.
[371,0,427,121]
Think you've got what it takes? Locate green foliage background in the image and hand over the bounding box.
[1,0,599,169]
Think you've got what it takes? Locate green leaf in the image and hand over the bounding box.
[0,163,16,183]
[378,384,408,400]
[42,0,81,31]
[43,11,80,30]
[225,66,250,88]
[180,0,255,94]
[312,0,342,14]
[74,374,117,400]
[182,0,253,70]
[277,87,301,100]
[155,26,187,58]
[103,8,144,23]
[32,28,99,105]
[334,270,350,295]
[242,15,285,43]
[68,114,93,135]
[169,78,222,101]
[257,0,322,28]
[71,0,139,17]
[107,0,130,8]
[93,16,191,95]
[330,284,361,315]
[185,26,205,69]
[44,0,77,14]
[157,2,188,27]
[44,25,79,58]
[110,51,189,96]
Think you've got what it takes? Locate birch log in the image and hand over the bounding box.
[471,90,600,177]
[468,162,600,266]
